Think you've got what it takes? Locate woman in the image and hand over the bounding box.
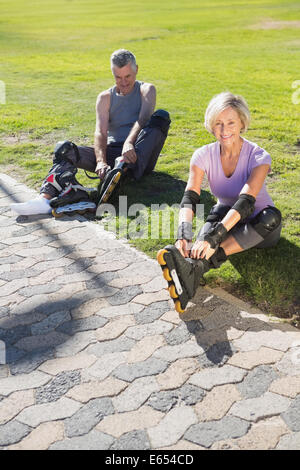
[157,92,282,313]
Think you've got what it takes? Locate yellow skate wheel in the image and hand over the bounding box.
[175,300,185,314]
[163,267,172,282]
[52,209,63,218]
[157,249,168,266]
[168,283,178,299]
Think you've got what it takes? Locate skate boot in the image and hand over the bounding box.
[97,157,127,209]
[50,182,97,218]
[157,245,210,313]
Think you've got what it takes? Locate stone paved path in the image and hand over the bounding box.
[0,172,300,450]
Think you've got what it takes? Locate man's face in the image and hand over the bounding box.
[112,63,138,96]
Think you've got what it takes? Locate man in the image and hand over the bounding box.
[11,49,171,216]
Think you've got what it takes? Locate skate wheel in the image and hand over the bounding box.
[163,267,172,282]
[157,249,168,266]
[175,300,185,314]
[52,209,63,218]
[168,283,178,299]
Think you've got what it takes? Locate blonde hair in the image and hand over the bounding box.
[204,92,250,134]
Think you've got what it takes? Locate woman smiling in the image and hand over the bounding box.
[157,92,282,313]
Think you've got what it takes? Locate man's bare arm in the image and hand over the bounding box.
[122,83,156,163]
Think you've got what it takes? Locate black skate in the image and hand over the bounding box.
[96,157,127,211]
[157,245,209,313]
[50,183,97,218]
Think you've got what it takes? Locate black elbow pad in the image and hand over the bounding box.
[180,190,200,214]
[232,194,256,221]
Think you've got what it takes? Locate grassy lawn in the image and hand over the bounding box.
[0,0,299,325]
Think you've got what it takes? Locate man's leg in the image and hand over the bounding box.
[130,109,171,180]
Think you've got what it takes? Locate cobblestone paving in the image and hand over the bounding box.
[0,173,300,450]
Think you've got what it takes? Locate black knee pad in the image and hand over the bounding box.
[206,203,231,224]
[53,140,80,165]
[250,206,282,238]
[148,109,171,136]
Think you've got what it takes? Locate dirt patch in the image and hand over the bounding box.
[250,19,300,30]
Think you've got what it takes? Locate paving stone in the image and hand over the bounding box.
[134,301,171,324]
[9,348,55,375]
[85,352,129,381]
[97,405,163,438]
[164,322,192,346]
[276,432,300,450]
[112,376,159,413]
[0,278,28,297]
[110,430,151,450]
[125,319,174,340]
[18,283,62,298]
[55,331,96,357]
[86,336,135,357]
[0,420,31,447]
[56,315,108,335]
[228,347,284,370]
[197,341,236,368]
[184,416,250,448]
[50,429,114,450]
[66,376,128,403]
[71,298,110,319]
[0,324,31,346]
[233,329,299,352]
[154,339,205,363]
[195,384,242,422]
[146,389,179,413]
[108,275,152,288]
[107,285,143,306]
[35,370,81,404]
[160,310,182,325]
[8,421,65,450]
[222,417,290,450]
[156,358,199,390]
[230,392,291,422]
[0,370,51,396]
[15,331,69,352]
[38,352,97,375]
[148,406,198,448]
[64,397,114,438]
[98,302,144,319]
[127,335,165,364]
[0,255,23,266]
[158,439,206,451]
[17,397,82,427]
[269,375,300,398]
[281,395,300,431]
[141,276,168,293]
[188,364,247,390]
[63,258,94,274]
[237,365,279,398]
[0,390,35,425]
[275,349,300,376]
[133,290,170,305]
[85,272,118,290]
[95,315,135,342]
[113,357,168,382]
[31,311,71,335]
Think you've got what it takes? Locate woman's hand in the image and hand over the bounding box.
[190,240,216,260]
[175,239,192,258]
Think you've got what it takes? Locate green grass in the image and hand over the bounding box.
[0,0,299,325]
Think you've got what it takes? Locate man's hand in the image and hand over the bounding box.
[122,142,137,164]
[95,161,110,179]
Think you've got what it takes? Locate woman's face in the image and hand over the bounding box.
[213,107,243,146]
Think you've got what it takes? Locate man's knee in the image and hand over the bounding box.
[147,109,171,136]
[53,140,80,165]
[250,206,282,238]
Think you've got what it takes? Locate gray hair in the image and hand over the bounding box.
[110,49,137,72]
[204,91,251,134]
